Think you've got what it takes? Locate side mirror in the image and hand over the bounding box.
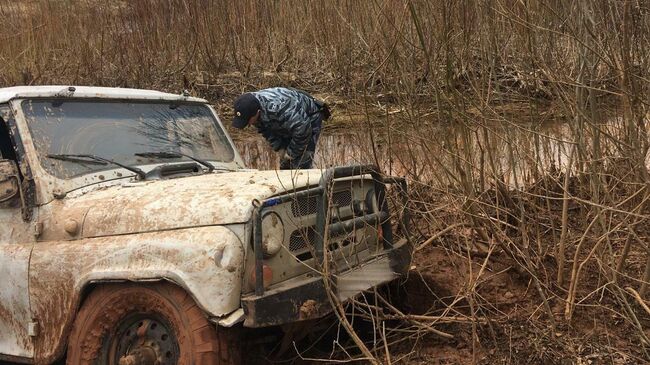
[0,159,20,203]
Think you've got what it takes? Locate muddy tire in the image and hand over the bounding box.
[66,282,240,365]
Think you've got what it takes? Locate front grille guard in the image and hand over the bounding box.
[251,165,411,296]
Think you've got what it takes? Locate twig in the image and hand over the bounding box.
[625,287,650,315]
[557,146,575,287]
[416,223,466,251]
[383,314,486,324]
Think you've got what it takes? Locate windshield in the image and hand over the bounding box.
[22,99,235,179]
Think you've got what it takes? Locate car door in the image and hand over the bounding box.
[0,108,35,361]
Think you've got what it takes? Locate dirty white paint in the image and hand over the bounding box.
[0,243,34,359]
[57,170,322,238]
[29,226,245,364]
[0,85,207,104]
[0,161,35,359]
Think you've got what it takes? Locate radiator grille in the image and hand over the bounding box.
[291,189,352,217]
[289,227,316,252]
[288,228,356,261]
[291,195,319,217]
[332,190,352,208]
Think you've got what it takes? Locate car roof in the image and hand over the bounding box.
[0,85,208,104]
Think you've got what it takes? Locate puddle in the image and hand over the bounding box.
[235,118,641,186]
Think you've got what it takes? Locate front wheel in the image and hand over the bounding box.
[66,282,239,365]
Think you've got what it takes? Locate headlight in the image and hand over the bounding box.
[261,212,284,256]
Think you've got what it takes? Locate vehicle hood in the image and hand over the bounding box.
[50,170,322,238]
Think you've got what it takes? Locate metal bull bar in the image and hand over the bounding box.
[251,165,410,296]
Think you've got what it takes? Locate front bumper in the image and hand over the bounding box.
[241,238,411,328]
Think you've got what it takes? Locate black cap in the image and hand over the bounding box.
[232,93,261,129]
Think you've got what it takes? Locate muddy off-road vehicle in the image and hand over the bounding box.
[0,86,411,365]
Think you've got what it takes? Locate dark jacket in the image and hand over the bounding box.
[252,87,322,161]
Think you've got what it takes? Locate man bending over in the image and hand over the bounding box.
[232,87,330,169]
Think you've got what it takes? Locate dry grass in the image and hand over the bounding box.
[0,1,646,102]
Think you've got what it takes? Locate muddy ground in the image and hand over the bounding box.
[396,247,646,365]
[240,243,647,365]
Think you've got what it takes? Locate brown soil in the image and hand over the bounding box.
[385,245,648,365]
[244,243,647,364]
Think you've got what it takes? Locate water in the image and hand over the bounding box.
[235,118,645,187]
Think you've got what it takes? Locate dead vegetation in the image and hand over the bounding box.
[1,0,649,364]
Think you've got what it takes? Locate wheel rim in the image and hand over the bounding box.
[97,312,180,365]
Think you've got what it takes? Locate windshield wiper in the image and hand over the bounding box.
[134,151,215,172]
[46,154,147,180]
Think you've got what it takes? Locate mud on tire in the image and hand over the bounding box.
[66,282,240,365]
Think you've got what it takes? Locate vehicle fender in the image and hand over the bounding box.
[28,225,245,364]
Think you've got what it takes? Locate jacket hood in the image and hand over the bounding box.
[51,170,322,238]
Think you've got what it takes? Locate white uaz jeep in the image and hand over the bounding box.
[0,86,411,365]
